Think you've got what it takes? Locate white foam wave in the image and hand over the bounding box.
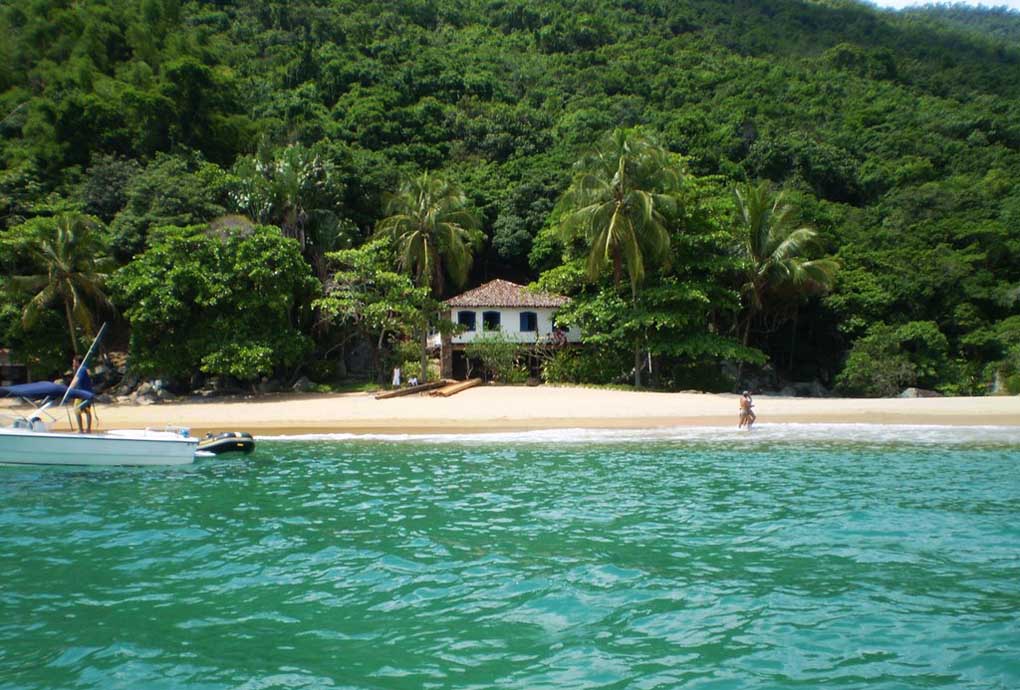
[257,423,1020,447]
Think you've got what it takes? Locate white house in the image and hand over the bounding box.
[435,279,581,379]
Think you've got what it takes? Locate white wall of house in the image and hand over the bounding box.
[440,307,581,345]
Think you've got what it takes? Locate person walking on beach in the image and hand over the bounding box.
[738,390,756,430]
[70,355,94,433]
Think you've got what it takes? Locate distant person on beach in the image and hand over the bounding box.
[392,367,401,388]
[70,355,94,433]
[738,390,755,430]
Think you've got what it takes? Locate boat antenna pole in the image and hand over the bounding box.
[60,322,108,407]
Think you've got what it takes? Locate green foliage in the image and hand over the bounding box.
[110,224,317,381]
[980,316,1020,394]
[835,323,917,397]
[79,154,142,222]
[892,320,950,389]
[836,320,953,396]
[541,171,762,387]
[464,332,528,383]
[391,338,427,382]
[374,171,483,381]
[0,296,66,377]
[2,0,1019,393]
[733,180,838,348]
[994,345,1020,396]
[229,143,353,279]
[316,239,430,378]
[555,127,686,386]
[558,128,680,293]
[108,152,229,260]
[542,347,629,385]
[1,213,115,355]
[899,5,1020,44]
[375,171,483,297]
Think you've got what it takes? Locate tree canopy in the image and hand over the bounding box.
[1,0,1018,394]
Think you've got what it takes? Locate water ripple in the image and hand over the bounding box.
[1,436,1018,689]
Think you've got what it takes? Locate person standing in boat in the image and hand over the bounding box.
[70,355,94,433]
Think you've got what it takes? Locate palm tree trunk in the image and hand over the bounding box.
[374,329,386,382]
[64,298,79,356]
[634,337,642,388]
[420,323,429,383]
[631,283,641,388]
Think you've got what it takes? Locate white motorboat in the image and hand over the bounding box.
[0,425,198,466]
[0,381,198,466]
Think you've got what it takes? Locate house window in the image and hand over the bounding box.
[482,311,501,331]
[457,311,476,331]
[519,311,537,332]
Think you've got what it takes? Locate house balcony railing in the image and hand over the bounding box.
[427,327,581,349]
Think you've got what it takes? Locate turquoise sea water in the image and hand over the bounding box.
[1,424,1018,690]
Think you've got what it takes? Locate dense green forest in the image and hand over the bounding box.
[899,3,1020,44]
[1,0,1019,396]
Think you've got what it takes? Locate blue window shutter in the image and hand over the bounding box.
[482,311,500,330]
[520,311,537,331]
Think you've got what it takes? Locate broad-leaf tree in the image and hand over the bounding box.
[316,239,430,380]
[374,171,482,381]
[111,224,318,383]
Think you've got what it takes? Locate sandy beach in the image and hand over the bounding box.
[6,386,1020,435]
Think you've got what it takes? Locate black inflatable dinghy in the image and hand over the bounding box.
[198,431,255,455]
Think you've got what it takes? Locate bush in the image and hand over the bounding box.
[836,323,916,397]
[397,357,439,382]
[0,299,67,378]
[836,320,959,397]
[893,320,949,389]
[987,344,1020,395]
[542,347,629,385]
[464,333,528,383]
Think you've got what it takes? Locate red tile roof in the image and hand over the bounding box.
[445,279,569,308]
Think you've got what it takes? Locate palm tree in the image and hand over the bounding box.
[14,214,115,356]
[733,181,837,351]
[231,144,347,281]
[559,128,682,387]
[374,172,481,381]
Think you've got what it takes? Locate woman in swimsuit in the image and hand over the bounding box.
[738,390,755,429]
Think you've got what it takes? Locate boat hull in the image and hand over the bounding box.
[0,428,198,466]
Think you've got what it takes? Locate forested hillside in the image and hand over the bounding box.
[898,3,1020,44]
[2,0,1019,396]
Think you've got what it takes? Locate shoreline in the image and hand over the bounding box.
[6,386,1020,435]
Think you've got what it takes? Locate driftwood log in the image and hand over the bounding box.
[374,380,451,399]
[428,378,483,398]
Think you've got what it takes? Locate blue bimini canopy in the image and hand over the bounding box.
[0,382,95,402]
